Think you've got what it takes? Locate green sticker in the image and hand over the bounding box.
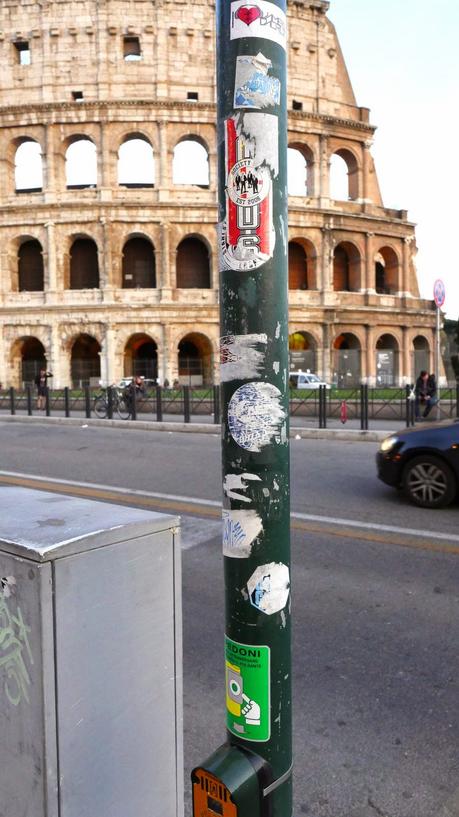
[225,636,270,742]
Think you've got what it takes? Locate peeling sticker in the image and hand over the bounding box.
[247,562,290,615]
[220,114,278,272]
[223,472,261,503]
[275,322,281,338]
[228,382,286,452]
[223,508,263,558]
[234,52,281,109]
[230,0,287,51]
[272,361,280,374]
[221,333,267,382]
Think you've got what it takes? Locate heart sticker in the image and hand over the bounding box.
[236,5,261,26]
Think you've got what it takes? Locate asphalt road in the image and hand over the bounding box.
[0,420,458,817]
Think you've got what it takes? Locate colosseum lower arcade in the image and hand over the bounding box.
[0,0,436,389]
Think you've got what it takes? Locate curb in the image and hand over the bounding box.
[0,414,392,442]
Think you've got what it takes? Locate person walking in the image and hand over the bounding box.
[34,367,53,410]
[423,373,438,418]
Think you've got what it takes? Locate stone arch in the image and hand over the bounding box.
[333,241,362,291]
[123,333,158,380]
[288,238,317,290]
[14,139,43,192]
[11,336,47,386]
[65,136,98,188]
[412,335,431,380]
[122,236,156,288]
[333,332,362,387]
[118,133,155,187]
[172,136,210,187]
[176,235,211,288]
[69,236,100,289]
[375,333,400,386]
[288,331,318,373]
[330,147,359,201]
[70,333,101,387]
[287,142,315,196]
[375,245,400,294]
[177,332,213,385]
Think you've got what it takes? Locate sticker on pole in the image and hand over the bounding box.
[230,0,287,50]
[433,278,445,308]
[225,636,270,742]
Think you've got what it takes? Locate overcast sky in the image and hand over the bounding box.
[327,0,459,318]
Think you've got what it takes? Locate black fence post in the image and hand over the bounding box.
[360,384,369,430]
[456,381,459,419]
[9,387,15,416]
[84,386,91,418]
[131,387,137,421]
[64,387,70,418]
[107,386,113,420]
[183,386,191,423]
[45,387,51,417]
[319,385,327,428]
[26,385,32,416]
[213,385,220,425]
[156,385,163,422]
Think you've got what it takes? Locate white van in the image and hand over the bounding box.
[289,371,331,389]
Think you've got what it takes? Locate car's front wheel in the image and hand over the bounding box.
[402,455,456,508]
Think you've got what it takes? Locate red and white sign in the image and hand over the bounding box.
[433,278,446,308]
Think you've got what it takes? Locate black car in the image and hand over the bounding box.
[377,420,459,508]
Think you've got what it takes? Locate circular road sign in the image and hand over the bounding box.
[433,278,446,308]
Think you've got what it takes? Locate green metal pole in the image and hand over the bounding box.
[216,2,291,814]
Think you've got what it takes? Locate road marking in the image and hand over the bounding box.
[0,470,458,555]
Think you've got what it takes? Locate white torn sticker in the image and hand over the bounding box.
[235,112,279,178]
[230,0,287,51]
[221,334,268,382]
[223,509,263,558]
[247,562,290,615]
[228,382,286,452]
[223,472,262,504]
[234,52,281,110]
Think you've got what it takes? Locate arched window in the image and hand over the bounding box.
[122,237,156,288]
[288,242,308,290]
[176,237,210,288]
[375,247,399,294]
[118,137,155,187]
[69,238,99,289]
[173,140,209,186]
[330,149,358,201]
[288,332,317,372]
[18,239,44,291]
[124,334,158,380]
[376,334,399,386]
[178,333,213,385]
[15,141,43,192]
[333,242,361,292]
[65,138,97,188]
[287,148,308,196]
[413,336,430,380]
[333,333,361,387]
[71,334,101,386]
[19,337,46,385]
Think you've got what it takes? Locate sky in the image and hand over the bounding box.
[327,0,459,319]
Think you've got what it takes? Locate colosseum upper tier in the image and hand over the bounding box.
[0,0,435,388]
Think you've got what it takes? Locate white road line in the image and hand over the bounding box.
[0,469,458,544]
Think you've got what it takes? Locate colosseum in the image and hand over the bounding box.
[0,0,436,389]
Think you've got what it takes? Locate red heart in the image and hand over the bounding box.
[236,5,261,26]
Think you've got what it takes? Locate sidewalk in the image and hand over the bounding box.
[0,409,412,442]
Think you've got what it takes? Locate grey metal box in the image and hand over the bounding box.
[0,486,183,817]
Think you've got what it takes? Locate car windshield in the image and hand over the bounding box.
[308,375,320,382]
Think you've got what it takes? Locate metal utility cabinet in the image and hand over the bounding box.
[0,486,183,817]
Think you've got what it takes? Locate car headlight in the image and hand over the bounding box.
[380,436,399,453]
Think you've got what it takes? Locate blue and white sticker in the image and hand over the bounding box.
[230,1,287,50]
[234,53,281,109]
[228,382,287,452]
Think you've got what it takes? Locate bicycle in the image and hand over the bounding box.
[93,386,131,420]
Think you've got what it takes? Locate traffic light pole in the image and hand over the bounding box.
[218,0,291,813]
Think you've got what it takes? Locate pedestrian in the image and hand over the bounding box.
[34,367,53,410]
[423,373,438,418]
[124,375,145,415]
